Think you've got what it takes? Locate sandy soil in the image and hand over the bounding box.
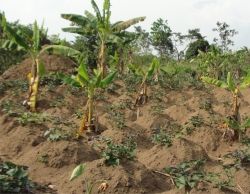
[0,53,250,194]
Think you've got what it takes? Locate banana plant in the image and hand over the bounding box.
[127,58,158,106]
[58,61,118,133]
[0,12,80,112]
[61,0,145,79]
[160,62,182,89]
[202,72,250,141]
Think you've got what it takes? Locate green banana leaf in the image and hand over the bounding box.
[127,63,137,74]
[100,70,118,88]
[0,39,23,50]
[160,68,170,76]
[94,72,103,87]
[239,72,250,91]
[222,117,239,130]
[1,13,30,50]
[147,58,157,77]
[77,74,89,87]
[226,72,235,92]
[40,45,80,57]
[201,76,228,89]
[32,21,41,51]
[61,14,94,29]
[61,27,91,35]
[243,118,250,128]
[38,61,46,77]
[78,63,89,82]
[57,72,81,87]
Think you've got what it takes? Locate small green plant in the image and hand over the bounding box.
[189,115,204,127]
[149,90,166,101]
[106,111,126,129]
[38,153,47,163]
[164,159,220,191]
[44,116,77,141]
[220,99,230,107]
[0,161,35,193]
[17,112,50,126]
[199,101,212,110]
[151,133,172,146]
[215,164,236,189]
[224,148,250,165]
[69,163,108,194]
[149,104,164,115]
[1,100,23,117]
[49,97,66,108]
[93,137,137,166]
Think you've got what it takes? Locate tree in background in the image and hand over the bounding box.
[150,18,173,58]
[172,29,205,61]
[134,26,152,55]
[185,39,210,60]
[212,21,238,52]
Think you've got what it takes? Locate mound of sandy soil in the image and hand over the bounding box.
[0,53,250,194]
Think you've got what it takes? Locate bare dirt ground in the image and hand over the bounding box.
[0,54,250,194]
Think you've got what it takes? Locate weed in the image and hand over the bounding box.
[220,99,230,107]
[38,153,47,163]
[149,90,166,101]
[72,107,84,119]
[49,97,66,108]
[44,116,77,141]
[17,112,50,126]
[164,159,220,191]
[0,100,23,117]
[215,164,237,189]
[93,137,137,166]
[151,133,172,146]
[224,148,250,165]
[199,101,212,110]
[149,104,164,115]
[106,111,126,129]
[189,115,204,127]
[0,161,35,193]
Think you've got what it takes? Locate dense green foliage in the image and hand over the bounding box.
[185,39,210,60]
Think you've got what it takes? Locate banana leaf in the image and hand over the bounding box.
[40,45,80,57]
[57,72,81,87]
[32,21,41,51]
[38,61,46,77]
[222,117,239,130]
[1,13,29,50]
[239,72,250,91]
[201,77,228,89]
[226,72,235,92]
[100,70,118,88]
[78,63,89,82]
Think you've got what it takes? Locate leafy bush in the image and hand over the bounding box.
[0,161,35,193]
[94,137,137,166]
[185,39,210,60]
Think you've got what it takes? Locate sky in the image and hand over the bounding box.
[1,0,250,51]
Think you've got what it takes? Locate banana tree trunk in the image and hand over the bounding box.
[25,59,39,112]
[232,88,240,141]
[98,43,107,79]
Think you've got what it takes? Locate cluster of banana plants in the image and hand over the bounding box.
[202,72,250,141]
[191,46,228,81]
[0,12,80,112]
[58,60,117,134]
[127,58,158,106]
